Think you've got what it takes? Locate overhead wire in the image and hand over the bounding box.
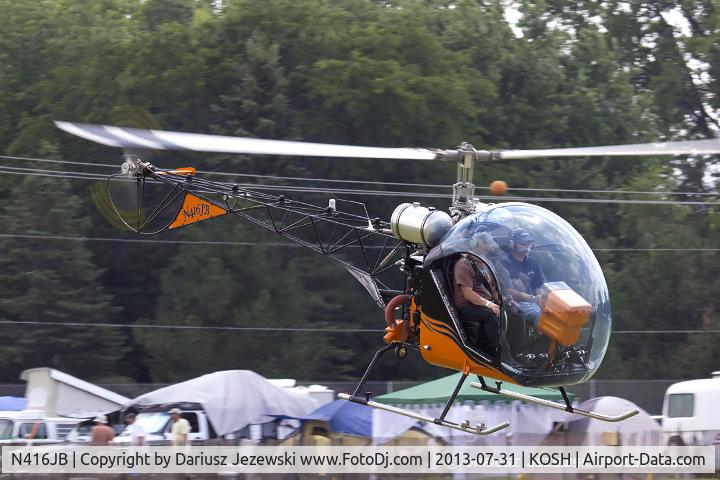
[0,320,378,333]
[0,233,302,247]
[1,161,719,205]
[1,159,717,331]
[1,154,452,189]
[1,160,719,249]
[0,164,109,178]
[0,319,716,335]
[0,233,719,252]
[3,145,719,388]
[0,170,106,181]
[2,153,718,197]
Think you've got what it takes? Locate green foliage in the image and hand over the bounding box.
[140,0,195,31]
[136,220,354,381]
[0,0,718,384]
[0,159,126,382]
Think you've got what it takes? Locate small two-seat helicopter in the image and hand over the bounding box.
[56,121,720,435]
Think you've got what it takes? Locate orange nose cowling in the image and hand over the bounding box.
[538,289,591,346]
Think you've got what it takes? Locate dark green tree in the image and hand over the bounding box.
[136,220,356,382]
[0,155,127,382]
[140,0,195,31]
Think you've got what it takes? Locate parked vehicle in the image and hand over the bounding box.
[111,402,215,445]
[0,410,79,445]
[111,402,298,445]
[111,371,317,445]
[661,371,720,470]
[662,371,720,445]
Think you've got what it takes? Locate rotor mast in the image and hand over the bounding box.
[450,142,477,220]
[447,143,499,221]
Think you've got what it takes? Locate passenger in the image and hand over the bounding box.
[500,229,546,327]
[453,232,501,357]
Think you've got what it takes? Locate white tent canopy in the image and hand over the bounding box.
[129,370,318,436]
[373,403,569,445]
[551,396,662,446]
[21,368,129,418]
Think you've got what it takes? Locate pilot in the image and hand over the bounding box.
[453,232,500,356]
[500,229,546,327]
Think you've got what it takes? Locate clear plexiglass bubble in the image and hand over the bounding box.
[426,203,610,387]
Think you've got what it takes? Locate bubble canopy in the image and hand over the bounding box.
[425,203,610,387]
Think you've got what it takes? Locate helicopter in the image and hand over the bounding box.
[56,121,720,435]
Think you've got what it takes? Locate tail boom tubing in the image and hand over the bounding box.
[110,161,407,283]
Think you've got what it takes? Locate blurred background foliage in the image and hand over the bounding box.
[0,0,718,383]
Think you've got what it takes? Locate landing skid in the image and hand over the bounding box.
[470,378,639,422]
[340,343,637,437]
[339,393,509,435]
[340,344,509,436]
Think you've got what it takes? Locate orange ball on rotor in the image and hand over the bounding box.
[489,180,508,195]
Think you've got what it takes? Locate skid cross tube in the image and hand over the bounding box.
[470,379,639,422]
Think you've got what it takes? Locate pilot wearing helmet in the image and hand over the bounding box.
[500,229,546,327]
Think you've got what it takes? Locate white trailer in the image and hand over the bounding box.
[661,371,720,469]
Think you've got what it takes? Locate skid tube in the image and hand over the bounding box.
[340,344,509,435]
[338,393,509,435]
[470,378,639,422]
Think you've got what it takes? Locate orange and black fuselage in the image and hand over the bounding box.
[414,267,517,383]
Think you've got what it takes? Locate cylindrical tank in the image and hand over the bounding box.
[390,203,453,247]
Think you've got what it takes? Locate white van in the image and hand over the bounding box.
[111,403,297,445]
[0,410,79,445]
[112,403,215,445]
[661,371,720,449]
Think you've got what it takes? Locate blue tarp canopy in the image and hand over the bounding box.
[299,400,371,437]
[0,397,26,411]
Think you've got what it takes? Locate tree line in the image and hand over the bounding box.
[0,0,718,383]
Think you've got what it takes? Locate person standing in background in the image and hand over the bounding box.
[169,408,190,446]
[125,412,146,446]
[90,415,115,445]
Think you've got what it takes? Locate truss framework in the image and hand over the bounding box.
[107,166,409,294]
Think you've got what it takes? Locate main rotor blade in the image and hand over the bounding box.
[55,121,440,161]
[498,137,720,160]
